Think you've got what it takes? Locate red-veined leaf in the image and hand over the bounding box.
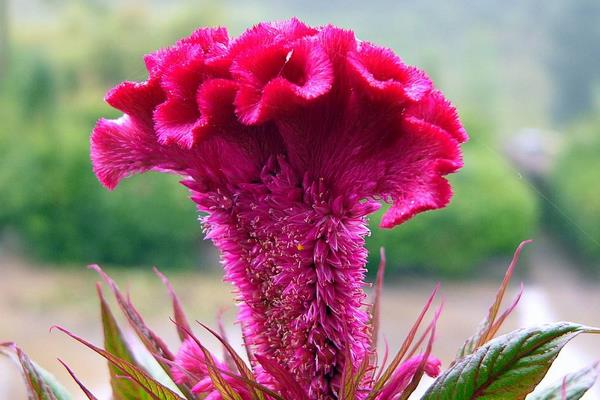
[197,321,266,400]
[58,359,98,400]
[154,267,192,343]
[97,283,153,400]
[52,326,185,400]
[397,304,442,400]
[216,308,237,372]
[371,247,386,352]
[339,345,373,400]
[456,240,531,360]
[176,323,243,400]
[1,343,72,400]
[90,265,194,398]
[255,354,308,400]
[365,284,439,400]
[90,265,174,361]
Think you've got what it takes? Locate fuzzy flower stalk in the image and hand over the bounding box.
[91,18,467,399]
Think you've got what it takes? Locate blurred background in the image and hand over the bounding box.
[0,0,599,398]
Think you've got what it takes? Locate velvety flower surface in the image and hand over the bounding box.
[91,18,466,399]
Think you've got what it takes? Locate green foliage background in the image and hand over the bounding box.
[551,112,600,266]
[0,0,599,274]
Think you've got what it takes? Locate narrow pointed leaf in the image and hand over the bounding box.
[0,343,72,400]
[240,321,256,368]
[154,267,192,343]
[255,354,308,400]
[338,345,373,400]
[528,362,599,400]
[217,369,286,400]
[487,283,524,341]
[371,247,386,352]
[58,359,99,400]
[339,346,360,400]
[366,285,439,399]
[457,240,531,360]
[198,349,243,400]
[397,305,442,400]
[422,322,594,400]
[181,325,243,400]
[90,265,174,361]
[53,326,186,400]
[216,309,237,372]
[90,265,194,398]
[197,321,266,400]
[97,284,152,400]
[373,337,391,385]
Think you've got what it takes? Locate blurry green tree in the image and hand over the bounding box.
[551,111,600,267]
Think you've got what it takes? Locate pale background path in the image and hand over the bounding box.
[517,236,600,400]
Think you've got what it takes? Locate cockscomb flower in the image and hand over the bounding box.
[91,18,466,399]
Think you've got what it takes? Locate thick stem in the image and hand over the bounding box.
[191,155,377,399]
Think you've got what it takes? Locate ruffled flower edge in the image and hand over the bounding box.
[91,18,467,230]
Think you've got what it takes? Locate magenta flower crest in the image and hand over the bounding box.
[91,18,466,399]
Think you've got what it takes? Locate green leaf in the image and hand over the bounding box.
[422,322,594,400]
[1,343,72,400]
[53,326,186,400]
[527,362,599,400]
[97,284,152,400]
